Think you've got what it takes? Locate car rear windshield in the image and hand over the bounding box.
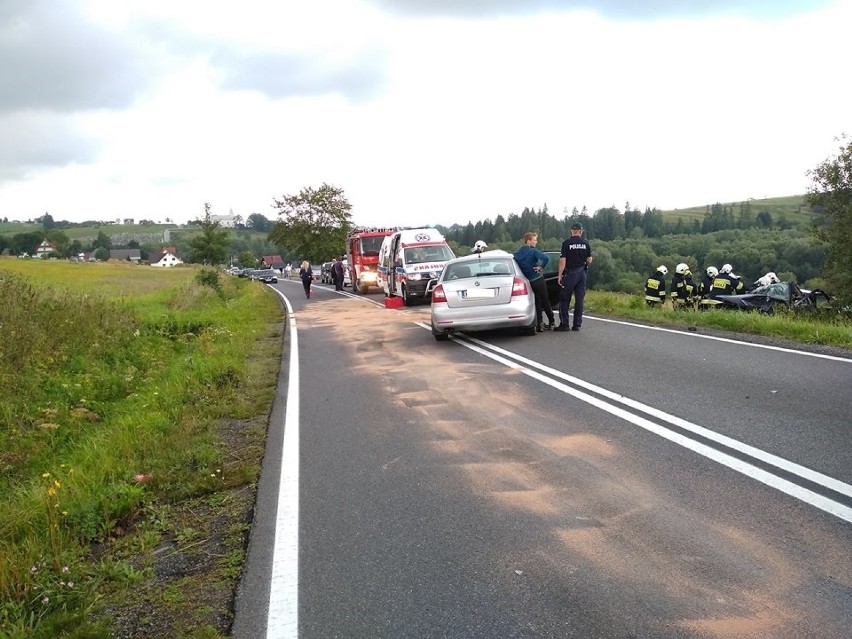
[444,259,514,280]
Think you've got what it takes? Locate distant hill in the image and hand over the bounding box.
[659,194,816,226]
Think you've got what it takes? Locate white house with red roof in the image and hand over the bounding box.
[34,240,58,258]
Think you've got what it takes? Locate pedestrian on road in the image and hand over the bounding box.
[645,265,668,307]
[514,232,556,332]
[555,223,593,332]
[333,257,345,291]
[300,260,313,298]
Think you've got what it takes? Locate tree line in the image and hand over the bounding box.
[438,200,799,249]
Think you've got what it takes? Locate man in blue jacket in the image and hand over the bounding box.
[514,232,556,332]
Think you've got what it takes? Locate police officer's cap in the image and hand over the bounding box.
[570,222,583,230]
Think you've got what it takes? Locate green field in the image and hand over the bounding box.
[660,194,816,226]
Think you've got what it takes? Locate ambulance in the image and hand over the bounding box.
[377,228,455,305]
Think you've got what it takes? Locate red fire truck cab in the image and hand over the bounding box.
[345,228,396,293]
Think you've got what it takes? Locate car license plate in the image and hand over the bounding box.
[461,288,496,299]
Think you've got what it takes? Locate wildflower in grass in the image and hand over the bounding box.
[42,597,49,605]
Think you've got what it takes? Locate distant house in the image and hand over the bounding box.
[149,249,183,268]
[211,215,237,228]
[109,249,142,263]
[34,240,58,258]
[262,255,285,270]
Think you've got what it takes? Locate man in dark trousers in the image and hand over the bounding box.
[332,256,345,291]
[555,223,593,332]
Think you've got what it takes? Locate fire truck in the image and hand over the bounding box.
[345,227,396,293]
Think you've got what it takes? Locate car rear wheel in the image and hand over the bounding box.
[432,324,449,341]
[520,317,537,336]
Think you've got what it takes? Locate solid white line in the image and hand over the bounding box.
[461,333,852,501]
[416,323,852,524]
[267,292,299,638]
[586,315,852,363]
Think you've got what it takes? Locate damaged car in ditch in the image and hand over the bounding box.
[714,281,833,314]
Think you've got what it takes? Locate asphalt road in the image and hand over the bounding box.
[234,280,852,639]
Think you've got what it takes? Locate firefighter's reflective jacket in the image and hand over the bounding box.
[670,273,696,306]
[645,271,667,304]
[708,274,738,303]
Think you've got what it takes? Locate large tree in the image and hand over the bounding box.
[246,213,272,232]
[188,203,231,265]
[806,135,852,303]
[268,183,353,263]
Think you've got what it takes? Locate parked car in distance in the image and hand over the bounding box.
[430,250,537,341]
[320,262,333,284]
[252,269,279,283]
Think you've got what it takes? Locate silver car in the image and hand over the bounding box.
[430,250,537,341]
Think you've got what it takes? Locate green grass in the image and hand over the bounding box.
[0,258,281,637]
[1,259,847,636]
[660,194,817,226]
[585,290,852,349]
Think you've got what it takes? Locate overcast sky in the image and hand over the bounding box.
[1,0,849,228]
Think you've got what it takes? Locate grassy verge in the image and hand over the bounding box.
[0,259,282,638]
[584,291,852,350]
[1,260,848,638]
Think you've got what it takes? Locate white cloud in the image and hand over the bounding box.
[0,0,850,227]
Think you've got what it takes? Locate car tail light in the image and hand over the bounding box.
[511,277,528,297]
[432,284,447,302]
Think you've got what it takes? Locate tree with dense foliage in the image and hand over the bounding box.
[9,231,44,255]
[188,203,231,265]
[237,250,258,268]
[92,231,112,251]
[268,183,352,263]
[807,135,852,303]
[244,213,271,232]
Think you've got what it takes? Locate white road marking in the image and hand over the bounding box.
[416,323,852,524]
[267,291,299,638]
[586,315,852,363]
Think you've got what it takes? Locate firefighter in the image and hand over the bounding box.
[750,271,779,290]
[670,263,696,309]
[723,263,745,295]
[644,265,668,306]
[472,240,488,254]
[707,263,740,305]
[698,266,718,309]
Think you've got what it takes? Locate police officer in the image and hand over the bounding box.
[555,223,592,332]
[644,265,668,306]
[670,263,696,309]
